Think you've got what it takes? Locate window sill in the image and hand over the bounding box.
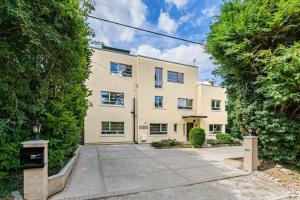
[211,109,222,112]
[100,134,125,137]
[153,107,167,110]
[149,134,168,136]
[100,104,125,108]
[178,108,194,111]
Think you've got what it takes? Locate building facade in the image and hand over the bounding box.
[84,46,228,144]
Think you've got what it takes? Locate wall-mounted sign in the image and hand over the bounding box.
[139,125,148,130]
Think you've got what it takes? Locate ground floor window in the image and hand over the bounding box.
[101,121,124,135]
[209,124,222,134]
[150,123,167,134]
[174,124,178,133]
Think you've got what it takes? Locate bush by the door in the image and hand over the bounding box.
[189,127,205,148]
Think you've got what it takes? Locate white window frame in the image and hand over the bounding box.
[150,123,167,135]
[154,67,163,88]
[110,62,132,77]
[211,100,221,111]
[101,91,124,106]
[154,96,163,108]
[101,121,124,135]
[178,98,193,110]
[209,124,222,134]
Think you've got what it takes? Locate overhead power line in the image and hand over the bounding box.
[88,15,205,45]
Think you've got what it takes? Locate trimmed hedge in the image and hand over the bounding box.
[189,127,205,148]
[216,133,232,144]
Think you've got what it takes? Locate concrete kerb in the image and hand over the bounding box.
[48,146,81,197]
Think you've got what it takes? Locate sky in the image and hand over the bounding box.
[87,0,224,83]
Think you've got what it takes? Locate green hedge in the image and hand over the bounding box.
[189,127,205,148]
[0,0,93,181]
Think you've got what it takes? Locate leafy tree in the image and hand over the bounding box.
[0,0,94,176]
[207,0,300,166]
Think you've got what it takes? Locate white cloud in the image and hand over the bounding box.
[201,6,217,18]
[88,0,147,44]
[158,12,178,34]
[165,0,189,9]
[132,44,216,81]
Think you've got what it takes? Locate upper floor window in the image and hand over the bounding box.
[211,100,221,111]
[225,101,228,111]
[150,123,167,134]
[101,121,124,135]
[155,67,163,88]
[168,71,184,84]
[178,98,193,109]
[110,62,132,77]
[209,124,222,134]
[154,96,163,108]
[101,91,124,105]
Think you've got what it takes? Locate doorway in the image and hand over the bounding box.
[186,122,194,141]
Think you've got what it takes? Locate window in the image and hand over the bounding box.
[174,124,178,133]
[154,96,163,108]
[168,71,184,84]
[225,101,228,111]
[150,123,167,134]
[101,91,124,105]
[211,100,221,111]
[110,62,132,77]
[101,121,124,135]
[155,67,163,88]
[178,98,193,109]
[209,124,222,134]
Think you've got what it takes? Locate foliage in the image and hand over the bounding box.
[151,139,181,148]
[0,0,94,180]
[207,0,300,166]
[216,133,232,144]
[189,127,205,148]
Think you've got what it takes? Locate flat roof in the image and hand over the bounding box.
[91,47,197,68]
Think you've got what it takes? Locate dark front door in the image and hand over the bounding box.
[186,123,194,141]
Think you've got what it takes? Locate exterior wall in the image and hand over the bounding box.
[84,49,137,144]
[136,56,198,143]
[197,84,228,139]
[84,48,228,144]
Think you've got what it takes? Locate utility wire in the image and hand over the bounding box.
[88,15,205,45]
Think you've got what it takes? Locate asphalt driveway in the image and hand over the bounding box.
[51,145,292,200]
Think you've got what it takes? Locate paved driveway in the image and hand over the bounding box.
[51,145,292,200]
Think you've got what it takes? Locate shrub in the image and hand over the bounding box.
[151,139,180,148]
[189,127,205,148]
[206,139,220,145]
[216,133,232,144]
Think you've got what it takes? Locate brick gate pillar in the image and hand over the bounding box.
[243,136,258,172]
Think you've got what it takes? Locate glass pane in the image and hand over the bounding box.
[111,122,124,131]
[110,92,124,105]
[178,73,184,83]
[155,68,163,88]
[178,98,187,108]
[209,125,213,131]
[216,125,221,131]
[110,62,119,73]
[161,124,167,131]
[168,71,177,82]
[188,99,193,107]
[102,122,109,131]
[123,65,132,77]
[101,91,109,104]
[216,101,220,108]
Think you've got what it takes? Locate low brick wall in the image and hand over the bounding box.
[48,146,80,197]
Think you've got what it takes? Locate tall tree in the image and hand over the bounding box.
[0,0,94,175]
[207,0,300,166]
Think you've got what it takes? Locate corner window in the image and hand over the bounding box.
[178,98,193,109]
[154,96,163,108]
[167,71,184,84]
[209,124,222,134]
[110,62,132,77]
[101,121,124,135]
[211,100,221,111]
[174,124,178,133]
[155,67,163,88]
[150,123,167,134]
[101,91,124,105]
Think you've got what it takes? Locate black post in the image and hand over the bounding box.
[131,98,138,144]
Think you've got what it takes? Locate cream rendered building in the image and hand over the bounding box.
[84,46,228,144]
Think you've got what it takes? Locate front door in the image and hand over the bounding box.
[186,123,194,141]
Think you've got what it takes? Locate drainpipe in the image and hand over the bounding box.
[131,98,138,144]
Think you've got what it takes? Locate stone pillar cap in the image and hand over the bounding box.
[243,136,259,139]
[22,140,49,145]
